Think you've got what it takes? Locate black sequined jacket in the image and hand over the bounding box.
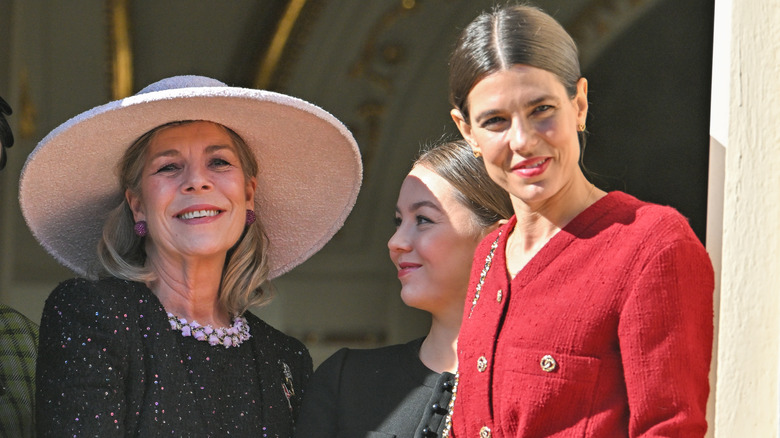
[294,338,455,438]
[36,277,312,437]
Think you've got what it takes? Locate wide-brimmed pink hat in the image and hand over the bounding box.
[19,75,362,279]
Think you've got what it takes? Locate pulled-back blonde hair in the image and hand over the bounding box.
[415,139,513,228]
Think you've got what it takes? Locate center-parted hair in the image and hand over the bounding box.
[449,4,581,122]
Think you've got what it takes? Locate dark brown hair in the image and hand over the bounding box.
[449,4,581,121]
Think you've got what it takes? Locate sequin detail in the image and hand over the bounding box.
[177,329,263,434]
[441,372,459,438]
[36,277,313,436]
[167,313,250,348]
[446,231,501,436]
[469,231,502,317]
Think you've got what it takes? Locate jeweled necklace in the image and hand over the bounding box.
[167,312,251,348]
[443,231,502,437]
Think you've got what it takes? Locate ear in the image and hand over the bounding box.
[245,176,257,210]
[574,77,589,126]
[125,189,145,222]
[451,108,481,157]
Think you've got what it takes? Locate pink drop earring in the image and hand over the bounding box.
[133,220,148,237]
[246,209,256,226]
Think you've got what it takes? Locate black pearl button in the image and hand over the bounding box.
[431,402,448,415]
[421,426,437,437]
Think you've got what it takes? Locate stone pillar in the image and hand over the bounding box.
[709,0,780,435]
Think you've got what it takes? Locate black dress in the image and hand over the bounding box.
[36,277,312,437]
[294,338,455,438]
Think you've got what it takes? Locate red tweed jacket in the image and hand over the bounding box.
[452,191,714,438]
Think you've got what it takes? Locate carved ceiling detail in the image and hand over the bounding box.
[102,0,662,181]
[346,0,428,176]
[569,0,663,69]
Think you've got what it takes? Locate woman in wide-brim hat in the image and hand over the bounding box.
[19,75,362,437]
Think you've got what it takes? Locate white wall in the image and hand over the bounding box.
[710,0,780,435]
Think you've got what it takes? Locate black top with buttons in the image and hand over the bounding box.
[295,337,455,438]
[416,374,456,437]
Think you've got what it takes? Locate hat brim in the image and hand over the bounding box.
[19,85,362,280]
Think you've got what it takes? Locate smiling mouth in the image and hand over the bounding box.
[517,158,548,169]
[178,209,221,220]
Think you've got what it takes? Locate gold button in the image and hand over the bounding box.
[477,356,488,372]
[480,425,492,438]
[540,354,558,372]
[496,289,503,302]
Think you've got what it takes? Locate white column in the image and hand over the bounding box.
[710,0,780,436]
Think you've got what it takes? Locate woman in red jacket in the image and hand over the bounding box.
[444,4,714,437]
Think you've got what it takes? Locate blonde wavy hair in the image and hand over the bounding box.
[97,121,271,315]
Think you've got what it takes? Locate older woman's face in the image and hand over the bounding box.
[126,121,256,262]
[452,65,588,208]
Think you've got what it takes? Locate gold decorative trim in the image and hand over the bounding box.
[108,0,133,99]
[18,68,36,140]
[254,0,309,90]
[344,1,428,177]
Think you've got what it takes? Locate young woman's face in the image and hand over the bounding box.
[452,65,588,208]
[388,164,485,318]
[127,121,256,262]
